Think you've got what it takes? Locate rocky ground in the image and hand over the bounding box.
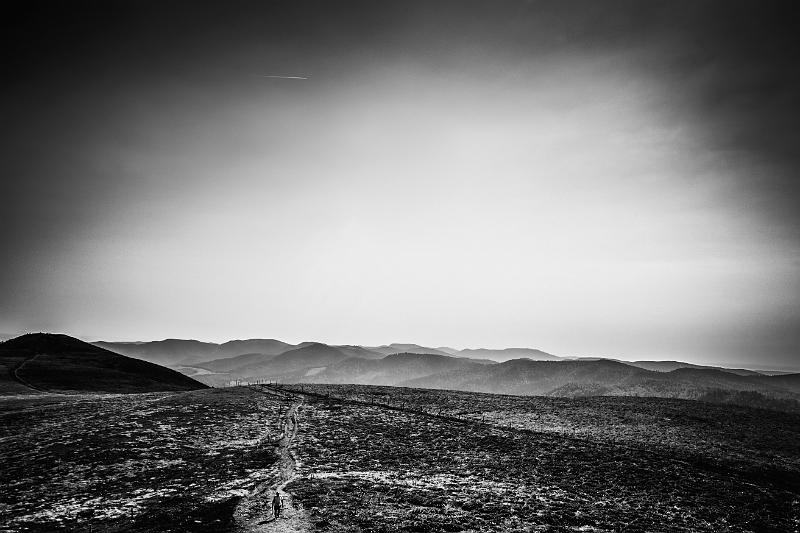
[286,384,800,532]
[2,384,799,532]
[0,388,283,532]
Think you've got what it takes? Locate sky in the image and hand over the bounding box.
[1,1,799,368]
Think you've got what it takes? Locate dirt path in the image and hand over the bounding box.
[234,388,310,533]
[11,353,49,392]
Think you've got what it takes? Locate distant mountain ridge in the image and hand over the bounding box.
[285,352,485,386]
[365,344,453,357]
[93,338,491,374]
[83,335,800,412]
[628,360,763,376]
[94,338,293,365]
[458,347,561,362]
[404,359,800,409]
[94,337,787,374]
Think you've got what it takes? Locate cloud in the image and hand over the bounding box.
[1,0,798,366]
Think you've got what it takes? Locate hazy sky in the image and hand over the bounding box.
[2,1,799,368]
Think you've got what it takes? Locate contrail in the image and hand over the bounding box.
[261,75,308,80]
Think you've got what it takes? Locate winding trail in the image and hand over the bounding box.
[11,352,49,392]
[234,387,310,533]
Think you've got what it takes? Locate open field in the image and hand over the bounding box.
[2,384,799,532]
[286,384,800,532]
[0,388,285,532]
[296,384,800,491]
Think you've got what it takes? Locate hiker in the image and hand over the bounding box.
[272,492,283,519]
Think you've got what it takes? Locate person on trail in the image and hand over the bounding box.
[272,492,283,519]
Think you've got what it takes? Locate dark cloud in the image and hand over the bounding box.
[3,0,798,230]
[5,0,796,242]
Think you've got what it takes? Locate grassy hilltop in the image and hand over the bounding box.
[2,383,799,532]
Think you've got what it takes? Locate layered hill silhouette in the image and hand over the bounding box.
[0,334,208,393]
[95,338,296,366]
[404,359,649,395]
[457,347,561,362]
[79,334,800,412]
[628,360,764,376]
[181,344,799,409]
[403,359,800,408]
[94,337,566,369]
[195,343,389,383]
[365,344,454,357]
[279,352,485,385]
[184,342,800,411]
[94,339,222,365]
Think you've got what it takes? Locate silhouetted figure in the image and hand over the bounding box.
[272,492,283,519]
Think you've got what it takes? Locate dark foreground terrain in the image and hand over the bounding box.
[0,388,284,532]
[2,385,799,532]
[289,385,800,532]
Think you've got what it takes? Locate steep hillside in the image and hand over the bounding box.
[0,333,208,393]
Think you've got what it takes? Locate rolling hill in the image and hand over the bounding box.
[405,359,646,395]
[95,338,295,366]
[266,343,352,370]
[217,339,293,358]
[365,344,453,357]
[80,335,800,412]
[283,352,485,385]
[93,339,221,365]
[403,358,800,409]
[0,333,208,393]
[457,347,562,362]
[194,352,280,373]
[629,360,764,376]
[193,345,485,386]
[203,343,356,380]
[333,345,385,360]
